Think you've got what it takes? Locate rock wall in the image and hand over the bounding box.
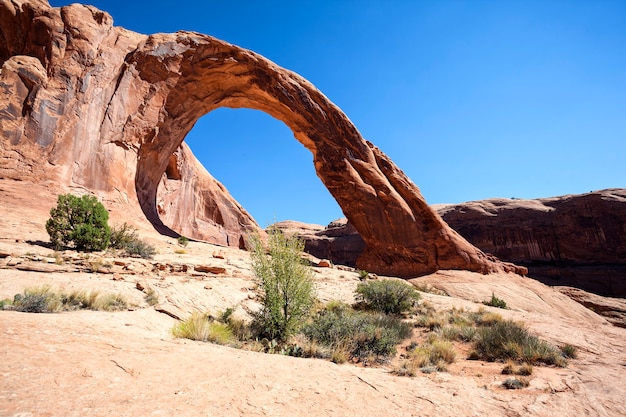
[0,0,523,277]
[437,189,626,297]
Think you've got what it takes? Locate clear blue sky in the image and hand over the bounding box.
[52,0,626,226]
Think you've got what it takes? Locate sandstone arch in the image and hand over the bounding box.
[0,0,524,277]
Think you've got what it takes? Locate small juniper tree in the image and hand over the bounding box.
[249,228,316,341]
[45,194,111,251]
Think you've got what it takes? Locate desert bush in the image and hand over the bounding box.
[406,338,457,373]
[13,286,62,313]
[144,288,159,306]
[109,223,156,259]
[249,229,316,341]
[177,236,189,247]
[471,320,564,366]
[46,194,111,251]
[482,293,508,309]
[502,377,529,389]
[172,312,235,345]
[469,308,503,326]
[302,303,412,361]
[0,298,12,310]
[355,279,420,315]
[560,344,578,359]
[12,287,128,313]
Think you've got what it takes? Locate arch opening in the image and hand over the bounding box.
[155,107,343,245]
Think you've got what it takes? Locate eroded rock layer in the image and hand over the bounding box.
[437,189,626,297]
[0,0,523,277]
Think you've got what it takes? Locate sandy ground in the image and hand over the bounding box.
[1,179,625,416]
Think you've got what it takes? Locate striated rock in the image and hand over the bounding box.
[0,0,523,278]
[437,189,626,296]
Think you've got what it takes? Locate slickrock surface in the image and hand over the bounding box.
[0,0,524,277]
[1,180,625,417]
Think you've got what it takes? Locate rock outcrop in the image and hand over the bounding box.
[0,0,524,277]
[274,219,366,268]
[436,189,626,297]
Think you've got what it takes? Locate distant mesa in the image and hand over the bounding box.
[0,0,524,277]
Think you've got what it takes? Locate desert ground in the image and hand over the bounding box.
[1,179,625,417]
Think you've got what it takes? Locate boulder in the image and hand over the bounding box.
[0,0,522,278]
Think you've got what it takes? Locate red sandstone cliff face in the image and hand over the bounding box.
[0,0,523,277]
[436,190,626,297]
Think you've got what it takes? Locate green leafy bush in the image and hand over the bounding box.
[482,293,508,309]
[46,194,111,251]
[302,303,412,361]
[355,279,420,315]
[177,236,189,247]
[249,229,316,341]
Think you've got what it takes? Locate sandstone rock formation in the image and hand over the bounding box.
[0,0,523,277]
[274,219,365,268]
[436,189,626,297]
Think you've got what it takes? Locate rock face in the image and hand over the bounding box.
[0,0,523,277]
[274,219,366,268]
[437,189,626,297]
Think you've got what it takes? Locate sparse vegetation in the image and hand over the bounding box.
[560,344,578,359]
[470,320,566,366]
[46,194,111,251]
[302,302,412,363]
[249,228,316,341]
[482,293,508,309]
[109,222,156,259]
[172,312,235,345]
[177,236,189,247]
[355,279,420,315]
[144,288,159,306]
[502,377,529,390]
[6,286,129,313]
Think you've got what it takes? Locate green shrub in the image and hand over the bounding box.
[355,279,420,315]
[46,194,111,251]
[11,287,128,313]
[302,304,412,361]
[482,293,508,309]
[110,223,156,259]
[177,236,189,247]
[471,320,564,366]
[249,229,316,341]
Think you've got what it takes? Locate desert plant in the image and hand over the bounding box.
[46,194,111,251]
[249,229,316,341]
[406,338,457,373]
[357,269,369,280]
[144,288,159,306]
[355,279,420,315]
[177,236,189,247]
[302,304,412,361]
[502,377,529,389]
[471,320,564,366]
[13,286,62,313]
[109,223,156,259]
[560,344,578,359]
[172,312,235,345]
[483,293,508,309]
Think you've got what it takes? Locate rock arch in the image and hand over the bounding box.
[128,33,521,277]
[0,1,524,277]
